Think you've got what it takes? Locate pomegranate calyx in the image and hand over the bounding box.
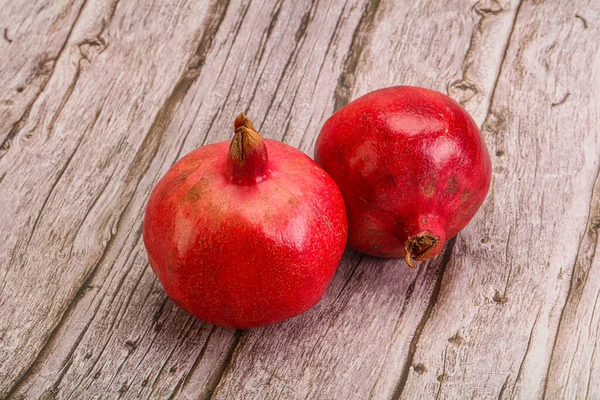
[227,113,269,185]
[404,231,439,268]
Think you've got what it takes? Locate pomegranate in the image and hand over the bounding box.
[143,114,347,329]
[315,86,491,267]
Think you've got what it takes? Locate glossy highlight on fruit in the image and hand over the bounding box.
[143,114,348,329]
[315,86,491,267]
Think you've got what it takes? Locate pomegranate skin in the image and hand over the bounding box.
[314,86,491,264]
[143,116,347,329]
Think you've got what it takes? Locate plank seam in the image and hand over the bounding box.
[391,237,457,399]
[207,330,243,400]
[542,162,600,399]
[369,272,419,399]
[509,308,541,399]
[333,0,382,111]
[178,325,217,394]
[481,0,523,131]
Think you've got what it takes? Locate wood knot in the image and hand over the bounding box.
[78,37,108,65]
[493,290,508,304]
[34,55,56,77]
[448,79,479,106]
[185,54,204,78]
[413,364,427,375]
[448,332,463,346]
[125,340,137,352]
[473,0,504,17]
[118,382,129,394]
[482,110,507,138]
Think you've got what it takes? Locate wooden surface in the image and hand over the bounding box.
[1,0,599,398]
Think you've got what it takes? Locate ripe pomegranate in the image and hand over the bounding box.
[315,86,491,267]
[143,114,347,329]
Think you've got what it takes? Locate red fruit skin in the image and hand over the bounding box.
[143,137,347,329]
[314,86,492,260]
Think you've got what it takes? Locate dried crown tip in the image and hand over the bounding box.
[230,113,263,162]
[227,113,269,184]
[234,112,255,131]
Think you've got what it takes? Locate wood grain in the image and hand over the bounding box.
[539,2,600,399]
[0,0,86,149]
[1,0,599,398]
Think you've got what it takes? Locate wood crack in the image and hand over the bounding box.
[481,0,523,131]
[3,27,12,43]
[253,0,283,71]
[3,230,119,399]
[575,14,588,29]
[509,309,541,399]
[0,0,89,158]
[391,237,456,400]
[369,274,419,399]
[335,254,364,301]
[311,0,348,99]
[143,315,195,398]
[23,127,85,250]
[258,0,318,130]
[206,330,243,399]
[435,347,448,400]
[333,0,381,111]
[498,374,511,400]
[585,335,598,400]
[542,162,600,398]
[551,92,570,107]
[177,325,217,394]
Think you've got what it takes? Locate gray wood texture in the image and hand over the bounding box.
[0,0,598,398]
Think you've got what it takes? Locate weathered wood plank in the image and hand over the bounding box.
[399,1,600,398]
[0,0,221,396]
[6,0,381,398]
[540,3,600,399]
[211,0,523,399]
[0,0,86,148]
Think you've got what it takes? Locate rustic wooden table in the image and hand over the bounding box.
[1,0,599,398]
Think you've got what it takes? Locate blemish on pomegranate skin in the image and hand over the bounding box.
[423,182,435,197]
[446,176,459,194]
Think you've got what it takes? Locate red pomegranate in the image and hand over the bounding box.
[315,86,491,267]
[143,114,347,329]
